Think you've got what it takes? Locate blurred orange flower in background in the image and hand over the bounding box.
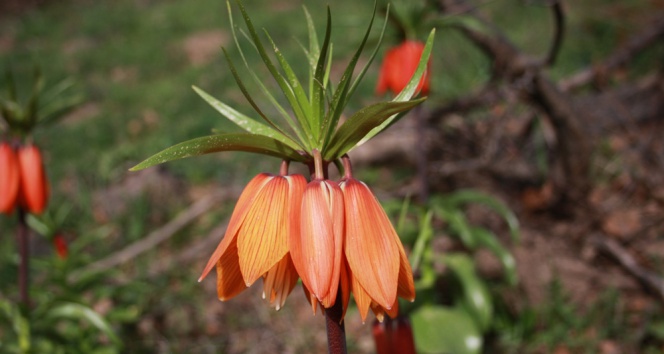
[376,40,430,96]
[0,142,49,215]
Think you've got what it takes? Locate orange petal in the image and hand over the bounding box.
[396,243,416,302]
[199,173,272,281]
[216,239,247,301]
[341,178,399,309]
[339,257,351,321]
[290,180,344,308]
[0,143,19,214]
[17,144,48,214]
[262,253,300,311]
[237,176,291,285]
[372,299,399,322]
[302,284,319,315]
[351,270,372,323]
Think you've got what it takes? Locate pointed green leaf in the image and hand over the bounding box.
[359,29,436,145]
[443,254,493,332]
[433,206,477,249]
[444,189,520,243]
[234,0,314,146]
[311,7,332,144]
[193,86,301,151]
[227,1,307,146]
[411,305,482,354]
[471,227,518,286]
[130,133,307,171]
[220,48,288,132]
[263,31,312,122]
[46,302,120,344]
[323,98,424,160]
[410,210,434,272]
[346,1,388,99]
[320,1,377,148]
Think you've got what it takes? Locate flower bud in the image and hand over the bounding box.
[17,144,49,214]
[0,142,20,214]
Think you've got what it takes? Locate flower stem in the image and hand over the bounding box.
[16,208,30,309]
[312,149,325,180]
[280,160,290,176]
[341,155,353,179]
[325,290,347,354]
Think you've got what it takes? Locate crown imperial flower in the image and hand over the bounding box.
[133,1,435,326]
[0,142,20,214]
[376,40,431,96]
[17,144,49,215]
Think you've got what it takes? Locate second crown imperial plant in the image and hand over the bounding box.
[131,0,434,323]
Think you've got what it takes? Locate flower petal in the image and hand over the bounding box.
[397,243,415,302]
[290,180,344,308]
[342,178,400,309]
[262,253,299,310]
[17,144,49,214]
[351,271,372,323]
[0,143,19,214]
[237,176,290,285]
[216,239,247,301]
[199,173,272,281]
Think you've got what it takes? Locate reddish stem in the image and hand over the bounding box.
[341,155,353,179]
[325,290,347,354]
[17,208,30,309]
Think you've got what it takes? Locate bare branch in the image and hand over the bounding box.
[544,0,565,66]
[69,189,237,282]
[560,13,664,91]
[590,234,664,302]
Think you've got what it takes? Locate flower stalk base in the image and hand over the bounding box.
[324,290,347,354]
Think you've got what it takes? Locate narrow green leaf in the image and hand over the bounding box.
[320,1,377,148]
[443,254,493,332]
[311,7,332,144]
[220,48,286,131]
[411,305,482,354]
[346,1,388,99]
[234,0,314,145]
[227,1,307,146]
[130,133,307,171]
[445,189,520,243]
[324,98,424,160]
[359,28,436,145]
[263,31,312,121]
[410,209,433,272]
[46,302,120,344]
[193,86,301,151]
[433,204,477,248]
[471,227,518,286]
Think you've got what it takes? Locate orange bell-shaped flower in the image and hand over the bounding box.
[376,40,430,96]
[17,144,49,215]
[199,171,306,306]
[0,142,20,214]
[290,178,345,308]
[339,157,415,322]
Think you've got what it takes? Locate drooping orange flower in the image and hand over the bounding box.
[339,176,415,322]
[290,178,345,309]
[17,144,49,215]
[199,172,306,308]
[0,142,20,214]
[376,40,430,96]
